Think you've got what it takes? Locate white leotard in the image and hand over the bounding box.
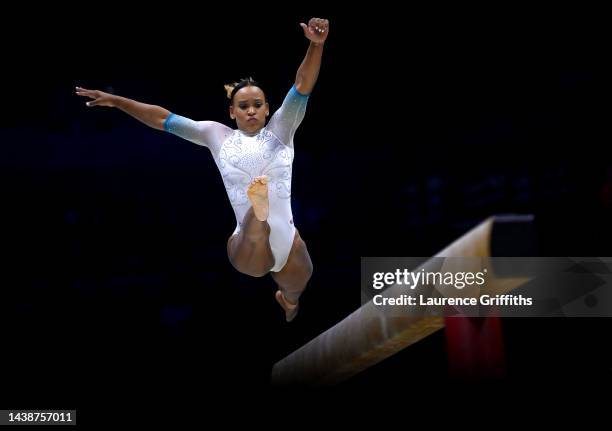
[163,85,309,272]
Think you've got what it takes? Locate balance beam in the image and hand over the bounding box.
[271,215,535,386]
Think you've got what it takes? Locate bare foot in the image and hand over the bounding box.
[247,175,269,222]
[275,290,299,322]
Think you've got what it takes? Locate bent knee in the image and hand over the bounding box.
[276,252,313,287]
[243,269,270,278]
[298,240,314,280]
[302,257,314,281]
[228,258,271,278]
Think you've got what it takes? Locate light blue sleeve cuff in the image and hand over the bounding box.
[291,85,310,98]
[163,113,176,132]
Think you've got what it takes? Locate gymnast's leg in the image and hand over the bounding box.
[271,229,313,322]
[226,176,275,277]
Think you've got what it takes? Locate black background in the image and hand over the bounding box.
[1,3,610,423]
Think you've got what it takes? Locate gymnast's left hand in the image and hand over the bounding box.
[300,18,329,45]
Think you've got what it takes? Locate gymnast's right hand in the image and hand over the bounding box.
[75,86,117,108]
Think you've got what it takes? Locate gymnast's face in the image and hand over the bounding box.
[229,86,269,134]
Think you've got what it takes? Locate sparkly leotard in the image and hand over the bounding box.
[163,85,309,272]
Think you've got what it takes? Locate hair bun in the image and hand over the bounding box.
[224,84,236,99]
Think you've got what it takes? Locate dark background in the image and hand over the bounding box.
[1,4,610,419]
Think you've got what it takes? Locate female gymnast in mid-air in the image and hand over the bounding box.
[76,17,329,322]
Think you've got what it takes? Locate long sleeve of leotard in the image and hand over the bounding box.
[267,85,309,148]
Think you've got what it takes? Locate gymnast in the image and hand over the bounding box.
[76,17,329,322]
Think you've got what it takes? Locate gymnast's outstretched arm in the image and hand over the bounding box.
[294,17,330,95]
[75,87,170,130]
[76,86,229,151]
